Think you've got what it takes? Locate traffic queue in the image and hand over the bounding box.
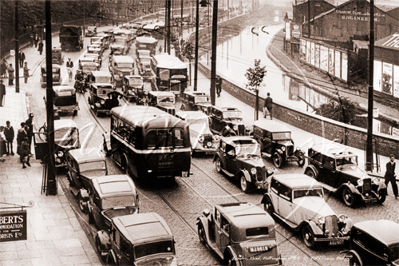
[46,22,399,266]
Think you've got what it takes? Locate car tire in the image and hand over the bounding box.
[95,236,106,262]
[377,189,386,204]
[302,225,316,249]
[263,199,274,215]
[272,153,284,168]
[297,154,305,167]
[78,193,87,214]
[240,175,250,193]
[198,224,206,245]
[215,157,222,173]
[349,256,361,266]
[305,168,318,180]
[342,187,357,208]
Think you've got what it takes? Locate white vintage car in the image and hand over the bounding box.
[261,174,353,249]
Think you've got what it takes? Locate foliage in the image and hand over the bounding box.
[245,59,267,90]
[181,41,195,62]
[314,96,357,124]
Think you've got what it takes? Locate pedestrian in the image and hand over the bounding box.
[23,62,30,83]
[30,34,34,47]
[34,34,39,48]
[0,59,7,78]
[19,51,25,68]
[38,41,44,55]
[0,80,5,107]
[25,113,34,155]
[4,121,14,156]
[66,58,74,81]
[20,137,31,168]
[17,122,27,156]
[385,154,399,199]
[8,63,14,86]
[216,75,222,97]
[0,126,6,162]
[264,92,273,120]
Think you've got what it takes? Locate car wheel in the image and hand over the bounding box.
[342,187,357,208]
[263,199,274,215]
[305,168,318,180]
[96,236,106,262]
[215,157,222,173]
[78,193,87,214]
[198,224,206,245]
[272,153,283,168]
[240,175,249,193]
[349,256,361,266]
[297,154,305,167]
[302,225,316,249]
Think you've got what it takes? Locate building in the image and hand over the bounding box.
[293,0,335,24]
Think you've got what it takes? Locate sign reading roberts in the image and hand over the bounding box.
[0,210,27,242]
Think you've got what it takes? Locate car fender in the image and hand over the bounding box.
[275,149,284,155]
[79,189,89,200]
[339,183,362,196]
[107,248,118,264]
[344,250,363,266]
[240,169,252,183]
[224,246,243,266]
[378,181,386,190]
[196,216,211,242]
[304,164,318,176]
[300,220,324,235]
[96,230,111,250]
[212,154,220,163]
[261,194,274,210]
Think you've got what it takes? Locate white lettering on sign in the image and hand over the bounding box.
[0,215,24,224]
[336,10,385,17]
[341,15,380,22]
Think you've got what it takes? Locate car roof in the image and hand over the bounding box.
[148,91,175,97]
[253,120,291,133]
[68,148,105,163]
[125,75,143,79]
[153,54,186,69]
[54,119,78,130]
[112,56,134,63]
[112,213,173,245]
[220,107,241,112]
[81,62,97,66]
[222,136,257,146]
[136,36,158,44]
[176,111,209,120]
[91,71,111,78]
[91,174,136,198]
[272,174,324,190]
[310,142,357,158]
[53,85,75,92]
[354,220,399,245]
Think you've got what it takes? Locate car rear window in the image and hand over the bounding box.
[99,181,132,194]
[246,227,269,237]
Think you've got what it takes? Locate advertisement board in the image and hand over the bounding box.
[394,65,399,98]
[292,23,301,39]
[382,62,393,95]
[289,79,300,101]
[320,45,328,72]
[0,210,27,242]
[328,48,335,75]
[341,52,348,81]
[335,50,341,79]
[315,44,320,69]
[374,60,382,92]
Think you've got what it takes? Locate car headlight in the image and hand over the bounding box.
[338,214,346,223]
[206,142,212,148]
[233,125,238,131]
[357,179,364,186]
[57,151,64,157]
[198,135,204,143]
[318,216,325,224]
[251,168,257,175]
[281,146,286,151]
[213,135,220,141]
[100,100,105,105]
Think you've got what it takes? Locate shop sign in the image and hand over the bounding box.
[0,210,27,242]
[292,24,301,39]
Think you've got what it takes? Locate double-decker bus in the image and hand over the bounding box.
[110,106,191,179]
[150,54,188,97]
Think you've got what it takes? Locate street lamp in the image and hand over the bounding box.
[194,0,209,91]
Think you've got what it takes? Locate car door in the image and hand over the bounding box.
[278,184,294,222]
[90,190,104,229]
[214,209,223,252]
[263,131,274,155]
[219,215,230,254]
[225,145,238,175]
[320,156,338,188]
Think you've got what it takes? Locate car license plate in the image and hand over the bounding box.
[364,198,377,203]
[329,239,344,246]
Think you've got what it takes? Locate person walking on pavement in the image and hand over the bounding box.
[25,113,34,155]
[0,126,6,162]
[1,59,8,78]
[34,34,39,48]
[23,62,30,83]
[216,75,222,97]
[30,34,34,47]
[0,80,5,107]
[20,137,31,168]
[19,51,25,68]
[66,58,74,81]
[4,121,14,156]
[385,154,399,199]
[264,92,273,120]
[38,40,44,55]
[17,122,27,156]
[8,63,14,86]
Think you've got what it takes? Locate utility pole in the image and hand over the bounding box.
[167,0,171,54]
[194,0,200,91]
[15,0,20,93]
[366,0,374,171]
[45,0,57,195]
[307,0,311,38]
[181,0,184,38]
[164,0,168,52]
[210,0,218,105]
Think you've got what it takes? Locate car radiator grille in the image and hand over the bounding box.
[363,178,372,193]
[238,124,245,135]
[325,215,339,237]
[286,145,294,156]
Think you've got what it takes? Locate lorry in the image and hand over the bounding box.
[59,25,84,52]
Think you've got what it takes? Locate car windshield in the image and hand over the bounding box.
[134,241,175,259]
[336,156,358,170]
[96,86,114,96]
[272,132,291,140]
[54,95,76,106]
[293,189,323,199]
[187,117,210,132]
[389,245,399,263]
[223,111,243,120]
[95,76,111,83]
[128,78,143,86]
[236,143,261,157]
[246,227,269,237]
[79,161,106,173]
[54,127,78,147]
[194,96,209,103]
[116,63,133,68]
[147,129,184,148]
[102,195,136,210]
[82,65,97,72]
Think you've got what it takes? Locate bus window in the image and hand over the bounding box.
[147,129,184,148]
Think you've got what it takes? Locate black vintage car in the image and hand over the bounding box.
[344,220,399,266]
[304,142,387,207]
[213,136,273,192]
[209,106,246,136]
[253,120,305,168]
[181,91,213,112]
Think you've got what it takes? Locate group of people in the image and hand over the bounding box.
[0,113,34,168]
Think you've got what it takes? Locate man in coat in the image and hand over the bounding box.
[0,80,5,107]
[8,64,14,85]
[34,34,39,48]
[19,52,25,68]
[385,154,398,199]
[264,92,273,120]
[17,122,27,157]
[25,113,34,155]
[38,41,44,55]
[4,120,14,155]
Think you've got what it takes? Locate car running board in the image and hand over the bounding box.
[221,169,234,177]
[273,212,300,230]
[320,183,337,193]
[261,152,271,158]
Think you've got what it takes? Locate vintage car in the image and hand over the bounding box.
[261,174,353,249]
[88,72,118,116]
[344,220,399,266]
[87,175,139,231]
[108,55,134,87]
[90,36,103,46]
[304,142,387,207]
[209,106,246,136]
[83,53,102,67]
[253,120,305,168]
[54,119,80,168]
[110,37,129,55]
[147,91,176,115]
[87,43,103,56]
[40,64,62,88]
[86,26,97,36]
[66,148,108,213]
[52,86,79,118]
[121,75,144,102]
[136,55,152,79]
[214,136,273,192]
[176,111,220,155]
[197,202,282,265]
[78,57,98,70]
[96,33,111,49]
[81,61,99,74]
[52,47,64,65]
[181,91,213,112]
[95,213,177,265]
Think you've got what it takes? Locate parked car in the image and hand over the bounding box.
[213,136,273,192]
[40,64,61,88]
[147,91,176,115]
[83,53,102,67]
[87,43,103,56]
[208,106,246,136]
[181,91,213,112]
[304,142,387,207]
[88,73,118,116]
[66,148,108,213]
[86,26,97,36]
[87,175,139,231]
[53,119,80,168]
[108,55,134,87]
[51,86,79,118]
[176,111,220,155]
[261,174,353,249]
[52,47,64,65]
[344,220,399,266]
[122,75,144,102]
[197,202,282,265]
[252,120,305,168]
[95,212,177,265]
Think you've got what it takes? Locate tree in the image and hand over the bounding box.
[180,41,195,86]
[245,59,267,120]
[314,96,357,124]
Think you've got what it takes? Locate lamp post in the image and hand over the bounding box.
[210,0,218,105]
[194,0,209,91]
[14,0,20,93]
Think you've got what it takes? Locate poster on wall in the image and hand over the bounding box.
[289,79,300,101]
[300,39,306,61]
[394,65,399,98]
[320,45,328,72]
[374,60,382,92]
[335,50,341,79]
[299,83,306,100]
[315,44,320,69]
[311,42,315,66]
[341,52,348,81]
[306,41,311,64]
[328,48,335,75]
[382,62,393,95]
